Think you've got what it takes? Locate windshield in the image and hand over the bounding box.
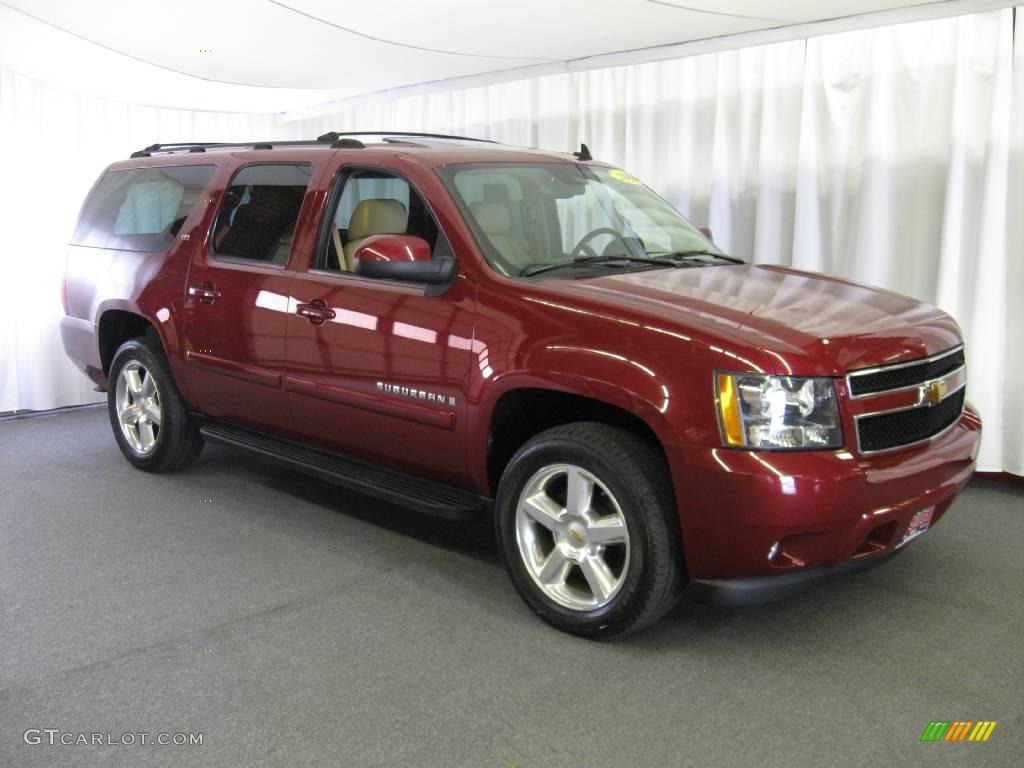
[437,163,734,277]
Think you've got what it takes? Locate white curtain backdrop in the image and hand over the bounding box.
[291,8,1023,475]
[1,9,1020,474]
[0,68,298,415]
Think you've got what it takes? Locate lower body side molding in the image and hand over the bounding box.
[200,422,489,520]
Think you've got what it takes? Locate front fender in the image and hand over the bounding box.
[467,359,680,494]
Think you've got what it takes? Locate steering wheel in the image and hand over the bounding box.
[569,227,632,259]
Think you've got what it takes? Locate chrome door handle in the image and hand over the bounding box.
[189,283,222,304]
[296,300,335,325]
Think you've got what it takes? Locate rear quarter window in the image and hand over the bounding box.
[72,165,216,251]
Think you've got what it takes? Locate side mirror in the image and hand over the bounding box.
[354,235,454,286]
[698,226,714,242]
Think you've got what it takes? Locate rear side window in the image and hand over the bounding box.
[212,164,314,266]
[72,165,216,251]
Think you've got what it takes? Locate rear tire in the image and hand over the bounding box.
[495,422,682,638]
[107,336,203,472]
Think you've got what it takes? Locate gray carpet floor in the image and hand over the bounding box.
[0,405,1020,768]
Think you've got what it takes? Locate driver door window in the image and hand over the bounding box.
[320,170,440,273]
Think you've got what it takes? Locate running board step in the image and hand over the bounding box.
[200,423,488,520]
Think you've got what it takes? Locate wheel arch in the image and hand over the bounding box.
[480,380,676,499]
[98,308,162,376]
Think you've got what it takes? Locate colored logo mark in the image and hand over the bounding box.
[920,721,997,742]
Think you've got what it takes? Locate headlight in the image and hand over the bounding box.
[716,372,843,449]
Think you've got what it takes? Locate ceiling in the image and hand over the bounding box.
[0,0,1010,114]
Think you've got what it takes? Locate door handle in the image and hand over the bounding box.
[189,282,222,304]
[296,299,335,325]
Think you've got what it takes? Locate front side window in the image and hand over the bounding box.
[438,163,734,278]
[212,164,313,265]
[318,168,441,273]
[72,165,216,252]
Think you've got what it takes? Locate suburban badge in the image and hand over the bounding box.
[377,381,456,407]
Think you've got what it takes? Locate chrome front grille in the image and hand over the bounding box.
[857,388,966,453]
[847,347,965,397]
[848,345,967,454]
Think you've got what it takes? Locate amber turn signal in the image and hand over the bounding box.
[716,373,745,446]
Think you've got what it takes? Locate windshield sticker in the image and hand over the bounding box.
[608,169,641,185]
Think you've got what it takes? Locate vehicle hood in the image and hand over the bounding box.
[542,264,962,377]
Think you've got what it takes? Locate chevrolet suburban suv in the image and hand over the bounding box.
[61,132,982,637]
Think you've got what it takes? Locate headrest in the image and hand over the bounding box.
[471,202,511,235]
[348,199,408,241]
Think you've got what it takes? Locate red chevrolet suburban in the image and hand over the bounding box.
[61,132,981,637]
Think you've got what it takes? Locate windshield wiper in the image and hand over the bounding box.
[521,254,673,277]
[650,249,744,264]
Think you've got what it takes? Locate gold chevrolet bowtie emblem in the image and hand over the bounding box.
[922,379,948,406]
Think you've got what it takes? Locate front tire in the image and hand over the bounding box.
[107,336,203,472]
[495,422,682,638]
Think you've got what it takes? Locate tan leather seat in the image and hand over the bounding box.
[471,202,530,271]
[343,199,409,270]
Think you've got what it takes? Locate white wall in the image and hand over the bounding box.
[0,68,298,414]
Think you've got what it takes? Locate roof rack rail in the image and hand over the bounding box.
[316,131,495,144]
[129,139,334,158]
[130,142,238,158]
[129,131,496,158]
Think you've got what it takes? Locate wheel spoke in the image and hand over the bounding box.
[119,406,137,426]
[579,554,616,602]
[124,368,144,396]
[521,492,564,531]
[588,517,628,545]
[536,548,570,585]
[140,373,157,398]
[138,420,156,451]
[143,402,162,425]
[566,467,594,515]
[514,462,631,613]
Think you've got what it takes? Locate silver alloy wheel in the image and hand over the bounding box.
[114,360,162,454]
[515,463,631,611]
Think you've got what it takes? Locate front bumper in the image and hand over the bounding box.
[688,553,898,606]
[666,403,982,585]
